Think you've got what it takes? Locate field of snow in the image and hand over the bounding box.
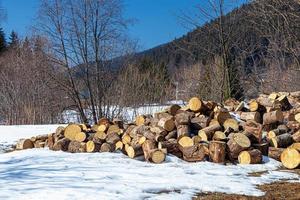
[0,125,299,200]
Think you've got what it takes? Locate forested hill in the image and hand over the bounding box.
[134,0,300,74]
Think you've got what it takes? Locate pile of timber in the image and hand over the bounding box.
[15,91,300,168]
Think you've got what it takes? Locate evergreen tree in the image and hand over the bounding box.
[0,27,6,52]
[9,31,19,47]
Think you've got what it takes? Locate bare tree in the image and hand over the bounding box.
[36,0,134,123]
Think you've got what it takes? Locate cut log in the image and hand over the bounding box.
[165,130,177,140]
[249,100,266,113]
[290,143,300,151]
[214,109,231,124]
[98,118,110,126]
[209,141,226,163]
[188,97,203,112]
[263,110,283,125]
[150,126,167,137]
[100,142,114,152]
[292,131,300,142]
[227,133,251,160]
[280,148,300,169]
[268,147,285,161]
[121,134,131,145]
[86,141,101,152]
[270,133,293,148]
[192,135,202,144]
[213,131,226,141]
[269,92,278,100]
[94,131,107,141]
[16,139,34,150]
[257,96,274,108]
[159,139,182,158]
[113,118,124,128]
[64,124,82,141]
[97,124,108,132]
[142,139,156,161]
[235,101,245,112]
[178,136,194,148]
[148,149,166,163]
[158,117,175,131]
[267,126,288,139]
[166,104,181,116]
[107,125,122,135]
[177,125,190,138]
[252,143,269,156]
[106,132,120,145]
[30,134,48,142]
[198,124,222,141]
[115,141,123,151]
[277,95,292,111]
[75,132,87,142]
[286,121,300,131]
[47,133,55,149]
[238,149,262,164]
[68,141,82,153]
[223,118,239,132]
[52,138,70,151]
[243,120,262,143]
[209,119,220,126]
[135,115,146,126]
[236,111,261,123]
[175,112,190,125]
[126,144,143,158]
[190,115,210,130]
[296,113,300,123]
[179,143,208,162]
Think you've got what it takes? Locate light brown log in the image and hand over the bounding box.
[122,133,131,145]
[236,111,261,123]
[158,117,175,131]
[270,133,293,148]
[238,149,262,164]
[268,147,285,161]
[269,92,278,100]
[97,124,108,132]
[135,115,146,126]
[280,148,300,169]
[243,120,262,143]
[52,138,70,151]
[256,96,274,108]
[267,126,288,139]
[209,141,226,163]
[192,135,202,144]
[227,133,251,160]
[213,131,226,141]
[198,124,222,141]
[292,131,300,143]
[30,134,48,142]
[64,124,82,141]
[142,140,156,161]
[33,140,45,148]
[47,133,55,149]
[209,119,220,126]
[148,149,166,163]
[153,112,173,120]
[223,118,239,132]
[75,132,87,142]
[178,136,194,147]
[295,113,300,123]
[94,131,107,141]
[150,126,167,137]
[249,100,266,113]
[286,121,300,131]
[129,125,149,138]
[159,139,182,158]
[188,97,203,112]
[115,141,123,151]
[289,143,300,151]
[263,110,283,125]
[126,144,143,158]
[252,143,269,156]
[100,142,114,152]
[107,124,122,135]
[86,141,101,152]
[190,115,210,130]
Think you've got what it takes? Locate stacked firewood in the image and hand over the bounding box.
[15,91,300,168]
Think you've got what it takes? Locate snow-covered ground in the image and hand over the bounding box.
[0,125,299,200]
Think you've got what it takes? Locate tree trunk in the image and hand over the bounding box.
[209,141,226,163]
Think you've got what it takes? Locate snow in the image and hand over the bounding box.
[0,125,299,200]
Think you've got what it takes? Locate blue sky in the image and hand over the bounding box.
[1,0,245,50]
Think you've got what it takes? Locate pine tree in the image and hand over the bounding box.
[9,31,19,47]
[0,27,6,52]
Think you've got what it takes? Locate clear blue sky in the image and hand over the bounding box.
[1,0,245,50]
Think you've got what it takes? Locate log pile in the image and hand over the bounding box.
[15,91,300,168]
